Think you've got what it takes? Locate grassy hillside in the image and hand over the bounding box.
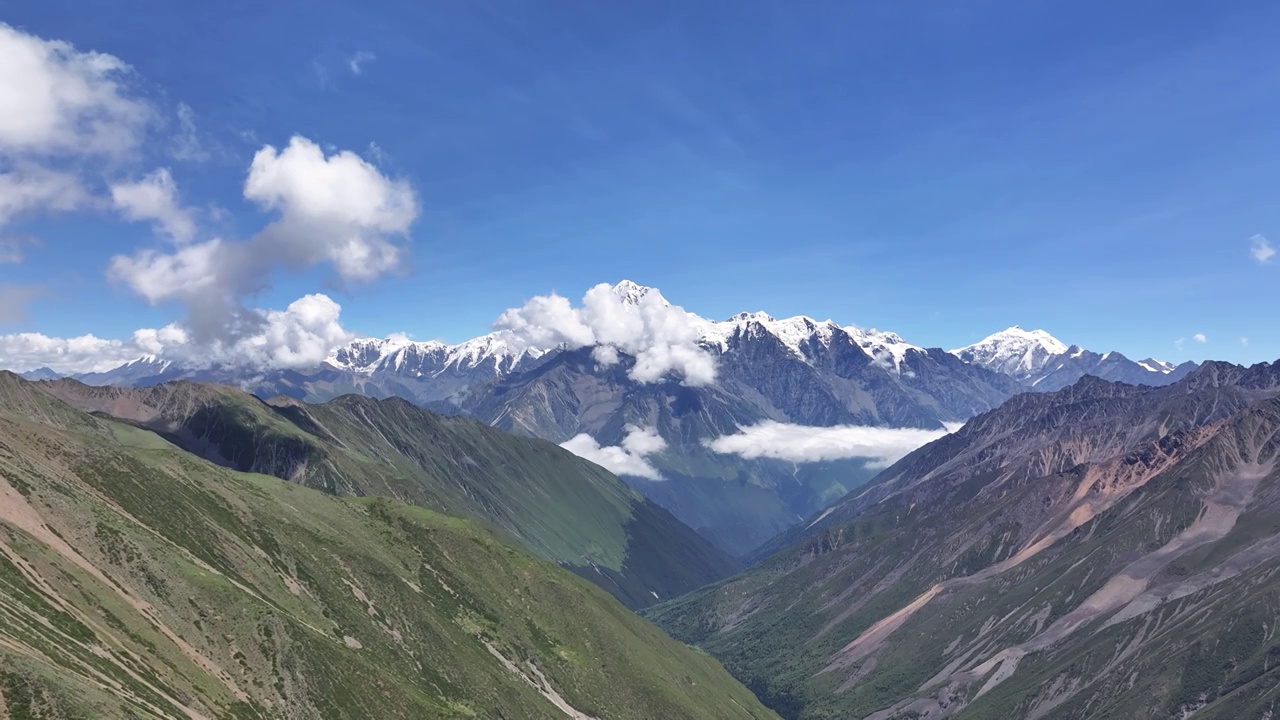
[0,372,776,719]
[37,380,736,609]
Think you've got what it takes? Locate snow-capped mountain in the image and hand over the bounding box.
[327,332,542,380]
[949,326,1069,382]
[47,280,1192,556]
[74,355,180,387]
[951,327,1197,391]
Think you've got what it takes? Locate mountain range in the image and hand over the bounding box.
[12,282,1200,557]
[0,371,774,718]
[649,358,1280,718]
[4,303,1276,719]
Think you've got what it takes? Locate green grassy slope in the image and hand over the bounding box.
[0,372,775,719]
[37,380,736,609]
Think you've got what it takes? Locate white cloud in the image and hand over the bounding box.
[0,330,138,373]
[1251,234,1275,264]
[560,425,667,480]
[110,136,417,339]
[704,421,959,469]
[1175,337,1186,351]
[347,51,376,75]
[0,23,142,254]
[111,168,197,242]
[1241,337,1249,347]
[0,165,89,226]
[169,102,209,161]
[0,23,148,156]
[0,293,354,373]
[494,282,717,386]
[243,135,417,280]
[1193,333,1207,344]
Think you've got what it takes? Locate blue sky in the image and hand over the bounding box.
[1,0,1277,367]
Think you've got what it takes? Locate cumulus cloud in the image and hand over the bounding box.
[1193,333,1207,344]
[1251,234,1275,264]
[110,136,417,339]
[559,425,667,480]
[348,51,376,75]
[0,23,148,156]
[0,165,89,226]
[0,23,142,267]
[705,421,959,469]
[0,293,354,373]
[111,168,197,242]
[494,282,717,386]
[0,27,390,372]
[129,293,352,369]
[0,330,139,373]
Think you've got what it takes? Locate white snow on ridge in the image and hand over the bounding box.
[845,326,922,375]
[949,326,1069,380]
[694,312,839,360]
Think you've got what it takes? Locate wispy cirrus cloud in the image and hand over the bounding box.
[0,237,39,264]
[1251,234,1275,264]
[347,51,376,75]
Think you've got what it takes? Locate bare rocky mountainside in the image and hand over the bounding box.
[0,371,775,719]
[648,359,1280,719]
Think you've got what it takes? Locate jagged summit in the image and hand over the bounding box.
[611,279,667,306]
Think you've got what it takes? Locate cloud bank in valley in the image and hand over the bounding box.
[705,421,961,469]
[559,425,668,480]
[495,282,717,386]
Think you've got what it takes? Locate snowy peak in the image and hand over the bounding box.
[327,332,544,380]
[328,335,416,373]
[949,326,1069,381]
[697,312,841,360]
[612,280,667,307]
[845,326,923,374]
[1137,358,1177,374]
[952,327,1198,391]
